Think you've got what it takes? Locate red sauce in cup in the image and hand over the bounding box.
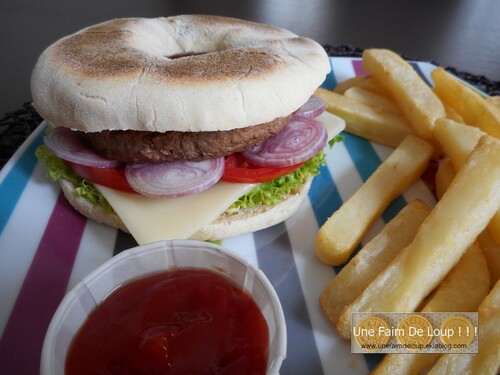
[65,269,270,374]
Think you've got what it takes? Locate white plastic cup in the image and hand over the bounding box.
[41,239,287,374]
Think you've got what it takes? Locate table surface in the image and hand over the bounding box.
[1,0,500,115]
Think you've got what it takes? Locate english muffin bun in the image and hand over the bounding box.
[31,15,330,133]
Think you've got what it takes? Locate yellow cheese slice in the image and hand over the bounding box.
[96,181,256,245]
[95,111,345,244]
[317,110,346,140]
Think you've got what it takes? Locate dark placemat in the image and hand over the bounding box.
[1,45,499,170]
[0,102,43,169]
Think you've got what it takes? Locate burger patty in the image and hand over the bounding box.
[81,114,293,163]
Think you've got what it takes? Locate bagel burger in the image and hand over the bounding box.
[32,15,345,244]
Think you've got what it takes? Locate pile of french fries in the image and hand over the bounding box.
[314,49,500,374]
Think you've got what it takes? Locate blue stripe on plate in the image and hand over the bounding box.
[343,133,381,180]
[254,224,324,375]
[364,353,386,371]
[308,163,343,227]
[410,61,432,86]
[113,230,138,256]
[320,59,337,90]
[308,160,349,275]
[343,134,407,223]
[0,131,44,236]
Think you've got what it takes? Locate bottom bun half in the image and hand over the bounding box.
[60,178,313,242]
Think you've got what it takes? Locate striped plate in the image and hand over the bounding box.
[0,57,439,374]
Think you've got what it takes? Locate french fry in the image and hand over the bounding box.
[487,96,500,109]
[315,136,433,266]
[355,76,394,97]
[435,158,455,200]
[344,86,401,114]
[444,105,465,123]
[477,231,500,286]
[487,209,500,245]
[371,243,490,375]
[434,118,484,170]
[336,135,500,339]
[434,155,500,286]
[432,67,500,138]
[333,75,368,94]
[420,243,490,313]
[314,87,415,148]
[479,279,500,319]
[434,118,500,244]
[362,49,446,141]
[334,75,394,97]
[427,280,500,375]
[320,200,431,325]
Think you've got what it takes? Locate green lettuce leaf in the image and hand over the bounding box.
[35,145,115,214]
[230,151,326,210]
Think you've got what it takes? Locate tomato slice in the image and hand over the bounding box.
[221,153,303,183]
[67,153,302,192]
[65,161,137,194]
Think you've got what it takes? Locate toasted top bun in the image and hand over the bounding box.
[59,178,312,241]
[31,15,330,133]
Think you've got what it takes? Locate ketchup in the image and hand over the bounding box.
[65,269,270,375]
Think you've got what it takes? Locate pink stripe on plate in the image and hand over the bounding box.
[0,192,86,374]
[352,58,368,76]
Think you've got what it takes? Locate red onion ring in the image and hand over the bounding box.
[295,97,326,119]
[43,127,122,168]
[242,116,328,167]
[125,158,225,198]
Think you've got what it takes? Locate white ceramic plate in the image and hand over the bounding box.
[0,57,439,374]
